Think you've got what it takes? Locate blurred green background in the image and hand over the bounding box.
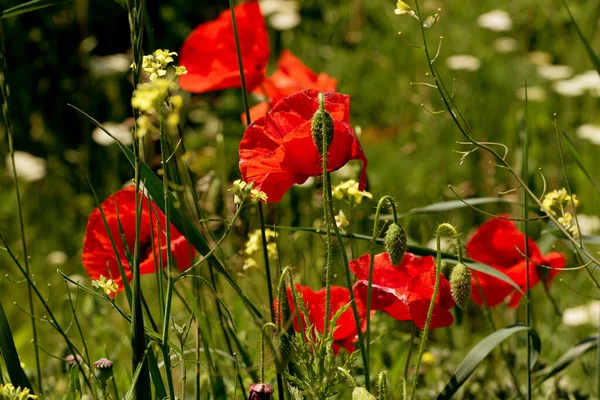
[1,0,600,397]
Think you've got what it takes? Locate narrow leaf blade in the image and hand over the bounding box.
[0,300,34,390]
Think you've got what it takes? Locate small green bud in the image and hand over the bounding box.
[275,331,291,373]
[450,263,472,309]
[311,105,334,151]
[385,223,407,265]
[352,387,377,400]
[93,358,114,384]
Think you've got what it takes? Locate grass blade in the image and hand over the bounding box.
[68,104,264,321]
[68,366,82,400]
[536,335,599,384]
[436,324,538,400]
[1,0,69,18]
[393,197,517,218]
[0,299,34,391]
[560,0,600,75]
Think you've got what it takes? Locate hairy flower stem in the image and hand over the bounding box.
[400,323,416,398]
[410,223,458,399]
[321,93,333,339]
[325,176,369,389]
[319,92,335,385]
[366,196,398,382]
[0,22,43,393]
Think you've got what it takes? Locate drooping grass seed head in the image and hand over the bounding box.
[385,223,407,265]
[450,263,472,309]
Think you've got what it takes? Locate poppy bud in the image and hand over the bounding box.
[311,104,334,151]
[248,383,274,400]
[275,331,291,373]
[93,358,114,384]
[352,387,377,400]
[385,223,407,265]
[450,263,472,309]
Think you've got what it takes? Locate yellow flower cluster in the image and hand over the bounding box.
[332,179,372,205]
[335,210,350,229]
[541,188,580,237]
[131,49,186,137]
[140,49,187,81]
[0,384,37,400]
[229,179,268,205]
[244,229,278,269]
[92,275,118,296]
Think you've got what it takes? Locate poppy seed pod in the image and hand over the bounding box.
[248,383,274,400]
[385,223,407,265]
[450,263,472,309]
[93,358,114,384]
[311,106,334,151]
[352,387,377,399]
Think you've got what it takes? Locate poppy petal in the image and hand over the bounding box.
[179,2,269,93]
[466,217,541,268]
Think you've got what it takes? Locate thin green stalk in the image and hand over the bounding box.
[410,223,454,399]
[325,176,369,389]
[0,21,42,392]
[402,323,416,399]
[159,114,176,398]
[523,87,532,400]
[228,0,284,393]
[366,196,397,384]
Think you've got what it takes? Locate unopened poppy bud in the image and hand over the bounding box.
[311,105,334,151]
[352,387,377,400]
[450,263,472,309]
[248,383,274,400]
[275,332,291,373]
[93,358,114,384]
[385,223,407,265]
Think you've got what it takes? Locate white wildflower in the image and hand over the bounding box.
[446,55,481,71]
[6,151,47,182]
[477,10,512,32]
[92,122,133,146]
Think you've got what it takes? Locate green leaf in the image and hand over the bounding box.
[560,0,600,75]
[394,197,517,218]
[0,299,33,391]
[124,349,149,400]
[437,324,539,399]
[1,0,69,18]
[147,349,167,400]
[536,335,598,384]
[68,104,264,321]
[68,366,82,400]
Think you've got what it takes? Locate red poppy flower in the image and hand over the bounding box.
[466,217,566,307]
[179,1,269,93]
[277,284,367,354]
[350,252,455,329]
[244,50,338,122]
[82,186,195,292]
[239,89,368,202]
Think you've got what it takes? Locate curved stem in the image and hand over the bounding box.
[366,195,397,382]
[410,223,457,399]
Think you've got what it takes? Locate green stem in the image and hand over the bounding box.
[321,93,333,340]
[410,223,456,399]
[325,176,369,390]
[523,89,532,400]
[402,323,416,399]
[159,113,176,399]
[0,22,43,392]
[366,195,397,383]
